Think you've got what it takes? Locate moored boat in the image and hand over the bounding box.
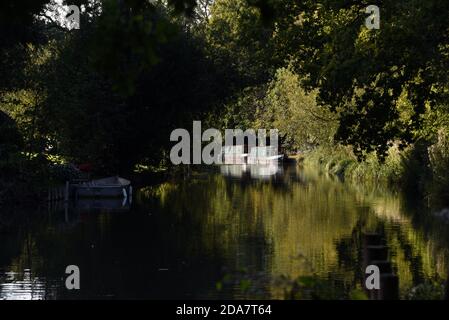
[222,145,248,164]
[247,146,283,164]
[74,176,131,199]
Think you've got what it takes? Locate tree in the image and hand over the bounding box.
[205,0,279,87]
[284,0,449,158]
[263,67,338,151]
[0,111,23,164]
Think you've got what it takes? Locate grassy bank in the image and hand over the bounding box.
[303,134,449,207]
[303,145,404,184]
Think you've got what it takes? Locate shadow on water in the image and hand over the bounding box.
[1,163,449,299]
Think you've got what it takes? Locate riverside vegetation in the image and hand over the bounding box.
[1,0,449,300]
[1,0,449,208]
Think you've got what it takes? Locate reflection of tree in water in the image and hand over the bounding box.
[2,165,449,299]
[334,213,448,299]
[334,217,366,291]
[384,222,447,299]
[0,201,234,299]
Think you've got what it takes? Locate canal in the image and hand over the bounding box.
[1,163,448,299]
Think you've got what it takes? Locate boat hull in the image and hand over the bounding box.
[73,176,131,199]
[247,154,283,164]
[75,185,129,198]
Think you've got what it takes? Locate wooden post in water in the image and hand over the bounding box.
[64,202,69,223]
[64,181,69,202]
[362,233,383,268]
[362,233,399,300]
[369,260,393,274]
[366,245,388,261]
[445,268,449,300]
[379,274,399,300]
[363,233,383,246]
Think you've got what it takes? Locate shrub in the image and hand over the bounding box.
[428,129,449,202]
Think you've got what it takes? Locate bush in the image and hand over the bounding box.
[428,129,449,202]
[0,155,50,205]
[48,163,81,184]
[0,111,23,164]
[305,144,405,185]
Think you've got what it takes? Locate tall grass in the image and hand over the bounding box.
[428,129,449,205]
[304,137,449,206]
[303,145,404,185]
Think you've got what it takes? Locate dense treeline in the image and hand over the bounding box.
[209,0,449,205]
[1,0,231,202]
[1,0,449,205]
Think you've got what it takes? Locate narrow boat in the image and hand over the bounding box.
[74,176,132,199]
[247,146,283,164]
[222,145,248,164]
[249,162,283,179]
[74,198,130,211]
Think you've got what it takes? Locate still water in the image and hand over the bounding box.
[1,164,449,299]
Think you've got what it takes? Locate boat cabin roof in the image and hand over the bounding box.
[249,146,279,157]
[223,145,245,154]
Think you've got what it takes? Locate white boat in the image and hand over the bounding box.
[74,176,131,199]
[222,145,248,164]
[247,146,283,164]
[249,162,282,178]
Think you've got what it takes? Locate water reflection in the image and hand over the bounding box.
[0,270,52,300]
[220,162,283,180]
[220,164,248,178]
[74,198,131,212]
[0,164,449,299]
[249,163,283,179]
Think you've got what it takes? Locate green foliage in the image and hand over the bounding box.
[0,154,50,205]
[0,3,228,176]
[215,86,266,130]
[263,67,338,152]
[304,144,405,185]
[305,122,449,205]
[419,105,449,142]
[205,0,287,88]
[280,0,449,158]
[405,281,446,300]
[0,111,24,164]
[276,274,367,300]
[90,0,177,95]
[48,163,81,183]
[0,87,46,155]
[2,0,449,207]
[428,129,449,203]
[212,67,337,154]
[0,0,231,198]
[206,0,268,81]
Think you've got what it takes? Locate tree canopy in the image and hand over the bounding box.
[1,0,449,177]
